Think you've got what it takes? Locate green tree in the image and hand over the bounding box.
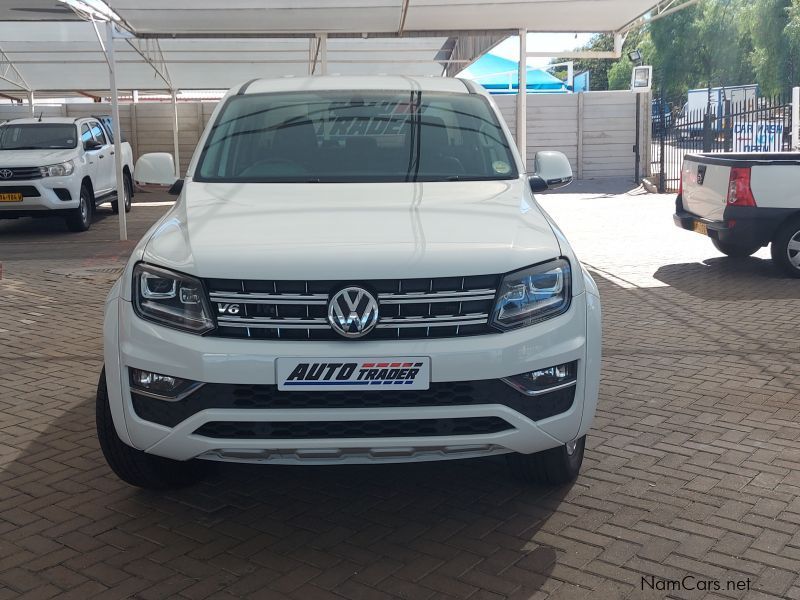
[743,0,799,94]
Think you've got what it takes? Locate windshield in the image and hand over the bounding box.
[195,91,518,183]
[0,124,78,150]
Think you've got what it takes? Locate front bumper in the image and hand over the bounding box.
[104,291,601,464]
[0,177,81,213]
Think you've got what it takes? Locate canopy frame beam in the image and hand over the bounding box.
[525,31,627,59]
[0,45,32,92]
[105,20,128,241]
[618,0,702,33]
[125,38,173,89]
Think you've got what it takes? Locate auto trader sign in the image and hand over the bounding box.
[733,121,784,152]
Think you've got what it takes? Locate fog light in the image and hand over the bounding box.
[129,368,202,401]
[502,361,578,396]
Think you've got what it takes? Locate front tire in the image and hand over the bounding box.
[96,368,208,489]
[712,238,760,258]
[770,218,800,278]
[65,185,92,232]
[506,436,586,485]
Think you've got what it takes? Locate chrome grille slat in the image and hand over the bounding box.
[207,276,499,340]
[378,289,496,304]
[376,317,489,329]
[218,321,331,330]
[210,292,328,304]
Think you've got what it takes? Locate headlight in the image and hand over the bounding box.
[39,161,74,177]
[133,263,215,334]
[491,258,571,330]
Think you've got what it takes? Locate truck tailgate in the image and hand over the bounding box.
[680,156,729,221]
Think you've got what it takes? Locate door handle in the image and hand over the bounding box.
[99,155,104,159]
[110,150,115,155]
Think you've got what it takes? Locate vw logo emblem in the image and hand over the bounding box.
[327,286,379,339]
[0,169,12,179]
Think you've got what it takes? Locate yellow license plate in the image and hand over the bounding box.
[692,221,708,236]
[0,193,23,202]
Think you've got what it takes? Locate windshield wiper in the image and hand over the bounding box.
[0,146,43,150]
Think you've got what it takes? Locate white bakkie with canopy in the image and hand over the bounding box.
[96,76,602,490]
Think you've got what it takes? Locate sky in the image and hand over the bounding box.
[490,32,595,68]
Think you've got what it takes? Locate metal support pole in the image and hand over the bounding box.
[634,97,640,182]
[106,21,127,241]
[171,89,180,178]
[516,29,527,170]
[319,33,328,75]
[27,90,34,116]
[793,86,799,151]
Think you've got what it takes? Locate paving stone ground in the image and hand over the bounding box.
[0,184,799,600]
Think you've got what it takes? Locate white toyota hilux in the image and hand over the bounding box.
[98,76,602,489]
[0,116,133,231]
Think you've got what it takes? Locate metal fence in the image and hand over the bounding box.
[650,94,793,192]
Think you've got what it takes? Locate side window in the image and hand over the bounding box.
[101,118,114,143]
[80,124,93,146]
[90,122,107,145]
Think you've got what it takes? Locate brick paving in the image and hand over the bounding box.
[0,185,799,599]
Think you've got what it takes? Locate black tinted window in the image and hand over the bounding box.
[196,91,517,183]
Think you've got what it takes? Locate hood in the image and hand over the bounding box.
[0,148,77,166]
[143,179,562,280]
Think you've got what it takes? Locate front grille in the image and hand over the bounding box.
[131,379,576,427]
[192,417,512,439]
[0,167,42,181]
[0,185,39,197]
[205,275,501,340]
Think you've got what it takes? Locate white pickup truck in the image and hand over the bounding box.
[97,76,601,490]
[0,116,134,231]
[674,153,800,277]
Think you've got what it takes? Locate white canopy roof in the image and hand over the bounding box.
[0,0,675,95]
[0,22,456,93]
[107,0,658,37]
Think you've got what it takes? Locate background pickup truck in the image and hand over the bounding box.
[674,153,800,277]
[0,115,134,231]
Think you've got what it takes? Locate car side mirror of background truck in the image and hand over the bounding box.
[134,153,178,191]
[529,151,573,193]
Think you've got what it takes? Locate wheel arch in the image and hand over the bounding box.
[81,175,94,199]
[122,164,134,197]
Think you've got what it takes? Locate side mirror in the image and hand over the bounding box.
[168,179,184,196]
[528,176,548,193]
[531,151,573,192]
[134,152,178,190]
[84,139,101,151]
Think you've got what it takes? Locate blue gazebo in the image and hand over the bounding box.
[460,53,569,93]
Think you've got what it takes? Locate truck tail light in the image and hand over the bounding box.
[727,167,756,207]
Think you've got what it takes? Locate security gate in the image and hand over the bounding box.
[650,93,794,192]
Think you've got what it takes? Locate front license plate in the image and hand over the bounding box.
[276,357,431,391]
[0,193,23,202]
[693,221,708,236]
